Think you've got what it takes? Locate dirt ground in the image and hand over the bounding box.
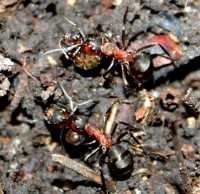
[0,0,200,193]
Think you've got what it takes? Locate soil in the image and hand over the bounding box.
[0,0,200,193]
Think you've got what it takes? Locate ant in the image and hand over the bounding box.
[83,101,145,182]
[84,123,135,179]
[48,7,181,86]
[45,82,94,146]
[83,120,148,194]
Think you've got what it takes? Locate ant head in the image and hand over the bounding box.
[45,105,67,125]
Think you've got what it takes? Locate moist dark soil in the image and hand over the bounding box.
[0,0,200,193]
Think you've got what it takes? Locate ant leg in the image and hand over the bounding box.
[42,48,65,56]
[117,128,145,156]
[116,123,147,155]
[136,43,176,68]
[154,43,177,68]
[110,122,118,139]
[103,58,115,80]
[121,63,129,86]
[72,46,81,57]
[60,82,97,114]
[59,39,81,59]
[84,146,100,162]
[77,99,96,107]
[116,126,140,144]
[60,128,65,154]
[83,139,96,146]
[43,39,80,57]
[116,122,144,142]
[136,43,159,53]
[118,121,144,133]
[99,153,108,193]
[122,7,129,49]
[122,62,142,87]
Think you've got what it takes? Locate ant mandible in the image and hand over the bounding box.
[55,7,181,86]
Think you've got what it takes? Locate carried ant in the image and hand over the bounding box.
[45,104,87,146]
[45,82,95,146]
[45,7,182,86]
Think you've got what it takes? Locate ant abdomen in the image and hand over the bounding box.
[130,52,153,82]
[108,144,133,178]
[74,52,102,70]
[64,129,85,146]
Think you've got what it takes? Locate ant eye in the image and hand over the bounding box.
[91,46,96,51]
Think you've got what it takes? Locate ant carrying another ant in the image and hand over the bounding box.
[45,7,182,86]
[84,123,135,178]
[83,116,147,193]
[45,83,146,192]
[83,100,146,184]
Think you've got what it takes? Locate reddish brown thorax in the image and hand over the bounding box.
[85,123,113,148]
[101,42,134,62]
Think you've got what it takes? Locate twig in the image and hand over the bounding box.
[22,57,40,83]
[52,154,101,184]
[51,154,118,193]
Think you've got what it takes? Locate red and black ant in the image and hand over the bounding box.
[53,7,182,86]
[45,82,94,146]
[83,121,147,194]
[84,123,135,179]
[83,100,145,181]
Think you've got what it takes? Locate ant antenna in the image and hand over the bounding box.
[43,41,81,58]
[59,82,96,114]
[122,7,129,49]
[59,82,75,113]
[42,48,64,56]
